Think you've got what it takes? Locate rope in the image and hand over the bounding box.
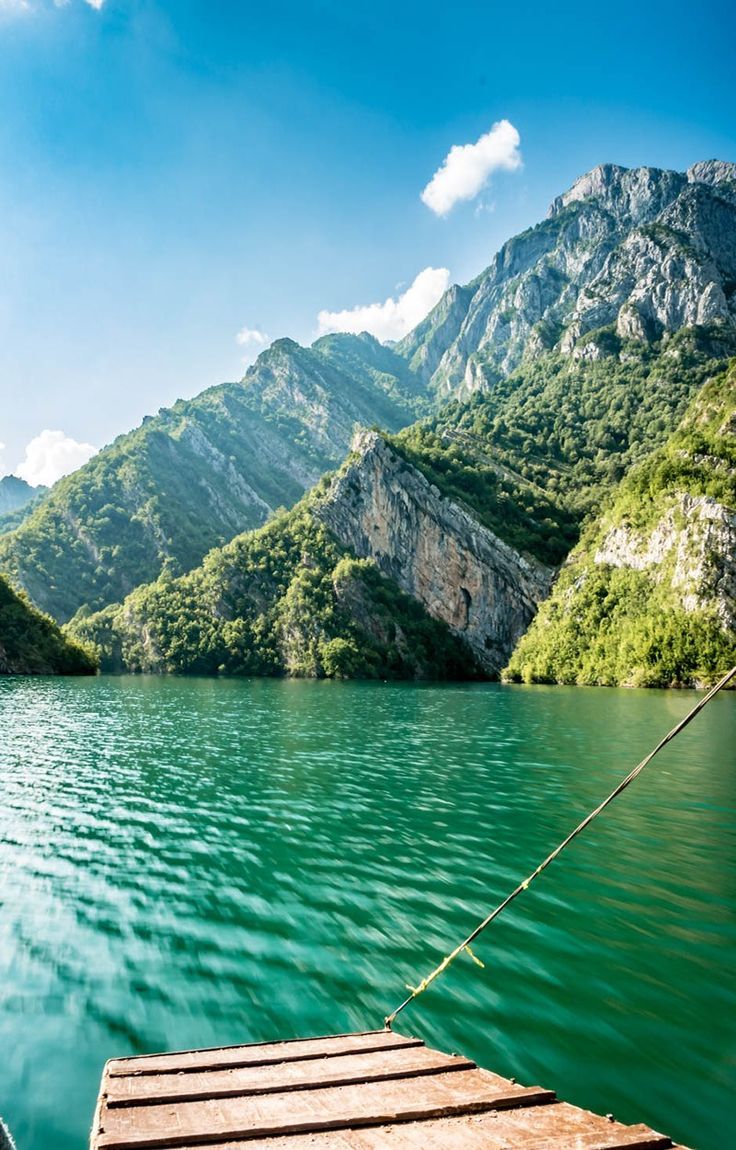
[384,665,736,1028]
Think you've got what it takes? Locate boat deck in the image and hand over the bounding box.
[90,1028,687,1149]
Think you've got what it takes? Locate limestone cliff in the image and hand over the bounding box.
[593,493,736,630]
[314,430,553,674]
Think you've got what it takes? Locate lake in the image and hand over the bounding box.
[0,676,734,1149]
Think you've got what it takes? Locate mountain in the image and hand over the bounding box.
[68,486,482,681]
[0,491,47,535]
[0,475,46,518]
[392,324,736,525]
[0,334,426,623]
[398,160,736,398]
[4,159,736,639]
[66,342,736,683]
[313,431,554,674]
[505,362,736,687]
[0,574,96,675]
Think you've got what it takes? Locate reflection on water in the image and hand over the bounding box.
[0,676,734,1148]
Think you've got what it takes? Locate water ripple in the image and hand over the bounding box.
[0,676,734,1149]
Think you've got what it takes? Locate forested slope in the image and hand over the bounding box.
[0,575,96,675]
[0,334,425,622]
[505,363,736,686]
[388,326,734,561]
[69,488,480,681]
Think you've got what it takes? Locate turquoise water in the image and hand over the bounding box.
[0,676,734,1149]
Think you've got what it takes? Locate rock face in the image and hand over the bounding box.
[398,161,736,397]
[315,431,554,673]
[594,493,736,629]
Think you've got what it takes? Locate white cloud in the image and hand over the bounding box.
[0,0,104,12]
[236,325,270,366]
[421,119,522,216]
[317,266,451,343]
[16,430,98,488]
[236,326,268,348]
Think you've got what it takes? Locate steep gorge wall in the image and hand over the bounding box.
[315,431,554,674]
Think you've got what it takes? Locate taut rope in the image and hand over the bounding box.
[384,665,736,1029]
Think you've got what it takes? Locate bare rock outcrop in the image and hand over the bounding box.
[401,161,736,397]
[315,431,553,674]
[594,493,736,629]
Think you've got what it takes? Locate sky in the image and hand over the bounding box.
[0,0,734,485]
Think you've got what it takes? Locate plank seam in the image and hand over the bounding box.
[108,1038,426,1080]
[105,1055,476,1109]
[96,1088,557,1149]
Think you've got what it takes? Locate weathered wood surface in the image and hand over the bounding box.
[90,1028,686,1149]
[151,1108,679,1150]
[106,1045,476,1107]
[107,1031,421,1079]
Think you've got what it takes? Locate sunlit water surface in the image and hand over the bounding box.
[0,676,734,1149]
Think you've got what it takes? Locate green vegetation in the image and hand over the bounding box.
[505,365,736,687]
[387,424,578,566]
[0,475,43,515]
[384,328,733,567]
[69,498,481,681]
[0,574,97,675]
[0,335,427,623]
[420,327,732,505]
[0,476,45,535]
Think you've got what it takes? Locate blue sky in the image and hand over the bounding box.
[1,0,734,483]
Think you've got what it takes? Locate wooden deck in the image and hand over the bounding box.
[90,1028,686,1149]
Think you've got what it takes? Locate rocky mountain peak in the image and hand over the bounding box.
[687,159,736,190]
[402,159,736,397]
[547,162,686,225]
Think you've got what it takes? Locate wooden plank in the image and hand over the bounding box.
[469,1099,674,1149]
[145,1103,673,1150]
[106,1045,475,1108]
[108,1031,422,1078]
[96,1067,555,1149]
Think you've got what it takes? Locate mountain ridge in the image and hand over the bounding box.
[399,159,736,396]
[0,474,46,515]
[2,157,735,654]
[0,333,426,622]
